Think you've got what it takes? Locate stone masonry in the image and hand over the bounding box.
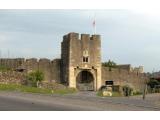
[61,33,101,91]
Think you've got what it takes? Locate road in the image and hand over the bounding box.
[0,91,159,111]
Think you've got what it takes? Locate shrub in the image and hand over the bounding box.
[26,70,44,87]
[147,79,160,88]
[122,85,133,96]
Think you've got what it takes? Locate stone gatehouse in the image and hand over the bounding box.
[61,33,102,91]
[0,32,148,92]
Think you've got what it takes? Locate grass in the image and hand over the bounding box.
[132,91,142,96]
[112,92,122,97]
[97,90,122,97]
[0,84,77,95]
[52,88,77,95]
[97,90,103,97]
[0,66,11,72]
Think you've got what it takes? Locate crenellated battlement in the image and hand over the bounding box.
[63,32,101,42]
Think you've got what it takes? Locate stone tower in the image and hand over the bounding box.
[61,32,102,91]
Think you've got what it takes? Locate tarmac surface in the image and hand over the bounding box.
[0,91,159,111]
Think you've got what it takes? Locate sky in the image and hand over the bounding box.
[0,9,160,72]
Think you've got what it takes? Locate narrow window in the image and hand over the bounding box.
[83,57,86,62]
[86,57,88,62]
[83,57,89,63]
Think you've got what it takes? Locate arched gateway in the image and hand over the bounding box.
[76,70,94,91]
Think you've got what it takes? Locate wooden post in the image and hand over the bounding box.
[143,84,147,100]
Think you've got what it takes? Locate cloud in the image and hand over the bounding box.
[0,34,6,42]
[0,10,160,72]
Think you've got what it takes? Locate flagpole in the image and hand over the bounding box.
[93,13,96,35]
[94,13,96,35]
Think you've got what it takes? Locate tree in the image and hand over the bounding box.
[102,60,117,71]
[26,70,44,87]
[147,79,160,88]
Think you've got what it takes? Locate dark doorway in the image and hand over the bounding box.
[76,71,94,91]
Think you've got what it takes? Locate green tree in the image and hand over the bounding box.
[147,79,160,88]
[26,70,44,87]
[102,59,117,71]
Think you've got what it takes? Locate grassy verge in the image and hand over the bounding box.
[112,92,122,97]
[0,66,11,72]
[97,90,103,97]
[0,84,77,95]
[132,91,142,96]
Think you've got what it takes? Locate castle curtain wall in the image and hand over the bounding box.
[0,58,61,84]
[102,66,148,92]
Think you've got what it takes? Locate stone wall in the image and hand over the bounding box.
[50,59,61,83]
[0,58,25,69]
[0,57,149,91]
[0,71,25,84]
[116,64,131,71]
[0,58,61,84]
[38,58,52,82]
[25,58,38,71]
[102,66,149,92]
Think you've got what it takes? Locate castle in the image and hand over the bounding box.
[0,32,148,92]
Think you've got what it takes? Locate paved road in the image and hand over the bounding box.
[0,91,159,111]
